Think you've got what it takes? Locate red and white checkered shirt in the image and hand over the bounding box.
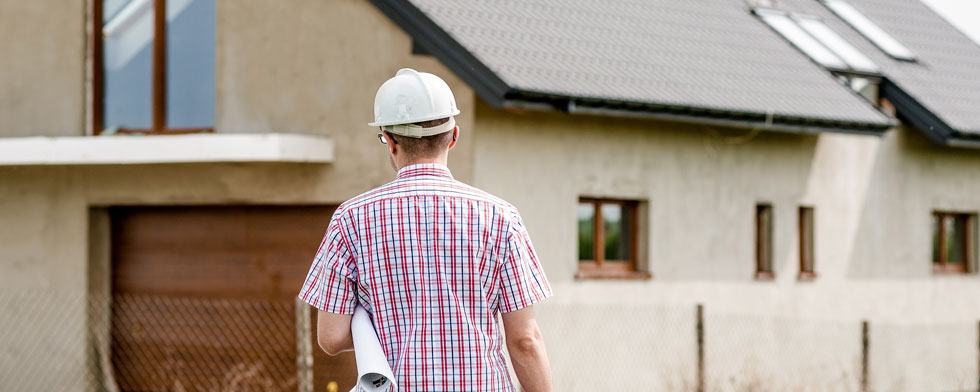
[299,163,552,391]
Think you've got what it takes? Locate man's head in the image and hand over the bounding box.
[379,117,458,170]
[369,68,461,171]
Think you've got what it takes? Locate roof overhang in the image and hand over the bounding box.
[502,91,890,136]
[880,79,980,148]
[0,133,334,165]
[371,0,893,135]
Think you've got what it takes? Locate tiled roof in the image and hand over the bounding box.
[783,0,980,139]
[374,0,980,140]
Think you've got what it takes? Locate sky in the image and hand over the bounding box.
[920,0,980,45]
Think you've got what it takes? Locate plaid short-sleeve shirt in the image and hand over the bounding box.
[299,163,552,391]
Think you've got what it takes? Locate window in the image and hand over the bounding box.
[577,198,647,279]
[836,74,881,104]
[755,8,883,104]
[798,206,816,279]
[755,9,848,71]
[94,0,215,134]
[932,212,976,274]
[755,204,774,279]
[793,15,879,74]
[754,9,880,75]
[822,0,917,61]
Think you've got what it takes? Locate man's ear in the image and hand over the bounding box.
[384,132,398,155]
[448,127,459,150]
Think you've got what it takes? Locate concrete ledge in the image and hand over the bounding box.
[0,133,334,165]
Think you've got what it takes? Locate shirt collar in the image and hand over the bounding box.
[396,163,454,180]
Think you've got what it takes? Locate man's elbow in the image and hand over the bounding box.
[508,330,545,357]
[317,333,348,356]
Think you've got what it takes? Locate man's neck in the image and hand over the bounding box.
[396,157,448,171]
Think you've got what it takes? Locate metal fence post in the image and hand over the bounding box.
[697,303,705,392]
[861,320,870,392]
[296,298,314,392]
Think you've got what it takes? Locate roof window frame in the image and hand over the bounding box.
[791,14,880,74]
[753,8,882,77]
[754,8,849,72]
[821,0,918,62]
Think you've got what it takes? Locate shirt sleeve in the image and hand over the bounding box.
[298,211,358,314]
[497,209,553,313]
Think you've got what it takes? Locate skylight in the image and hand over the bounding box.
[822,0,917,61]
[755,9,848,71]
[793,15,879,74]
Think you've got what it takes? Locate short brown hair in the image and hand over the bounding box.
[387,117,454,158]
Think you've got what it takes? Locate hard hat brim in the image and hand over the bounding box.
[368,109,461,127]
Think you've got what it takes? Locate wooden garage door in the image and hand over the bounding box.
[110,206,355,392]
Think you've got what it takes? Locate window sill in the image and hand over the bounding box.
[0,133,334,165]
[932,265,971,275]
[575,269,652,280]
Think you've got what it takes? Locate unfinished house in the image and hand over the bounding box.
[1,0,979,390]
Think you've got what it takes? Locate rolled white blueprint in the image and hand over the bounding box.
[350,306,396,392]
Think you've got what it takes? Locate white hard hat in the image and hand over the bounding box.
[369,68,461,138]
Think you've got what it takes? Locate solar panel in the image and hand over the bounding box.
[823,0,917,61]
[794,15,880,74]
[756,9,849,71]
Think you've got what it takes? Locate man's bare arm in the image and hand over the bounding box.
[317,311,354,356]
[502,306,553,392]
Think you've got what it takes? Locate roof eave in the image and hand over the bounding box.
[504,92,892,135]
[880,78,980,148]
[370,0,511,106]
[945,136,980,149]
[372,0,892,136]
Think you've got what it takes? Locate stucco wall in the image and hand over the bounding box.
[0,161,427,390]
[215,0,476,183]
[0,0,85,137]
[471,102,980,391]
[0,0,476,389]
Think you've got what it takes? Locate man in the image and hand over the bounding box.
[299,68,554,391]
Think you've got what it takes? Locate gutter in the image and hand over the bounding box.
[504,93,891,135]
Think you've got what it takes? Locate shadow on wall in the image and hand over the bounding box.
[846,126,980,279]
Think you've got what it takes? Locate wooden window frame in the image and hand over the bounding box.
[575,198,650,280]
[932,211,976,275]
[798,206,817,280]
[755,203,774,280]
[91,0,214,135]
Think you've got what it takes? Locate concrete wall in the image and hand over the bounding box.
[471,102,980,391]
[215,0,476,183]
[0,163,392,390]
[0,0,475,389]
[0,0,85,137]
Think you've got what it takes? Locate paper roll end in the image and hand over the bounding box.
[357,373,392,392]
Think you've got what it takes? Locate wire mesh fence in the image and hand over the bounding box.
[536,302,979,392]
[1,291,978,391]
[109,294,298,391]
[0,290,333,392]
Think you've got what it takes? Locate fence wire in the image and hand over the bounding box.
[109,294,298,392]
[1,291,978,391]
[1,291,308,392]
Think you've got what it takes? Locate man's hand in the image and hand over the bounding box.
[317,311,354,356]
[501,306,553,392]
